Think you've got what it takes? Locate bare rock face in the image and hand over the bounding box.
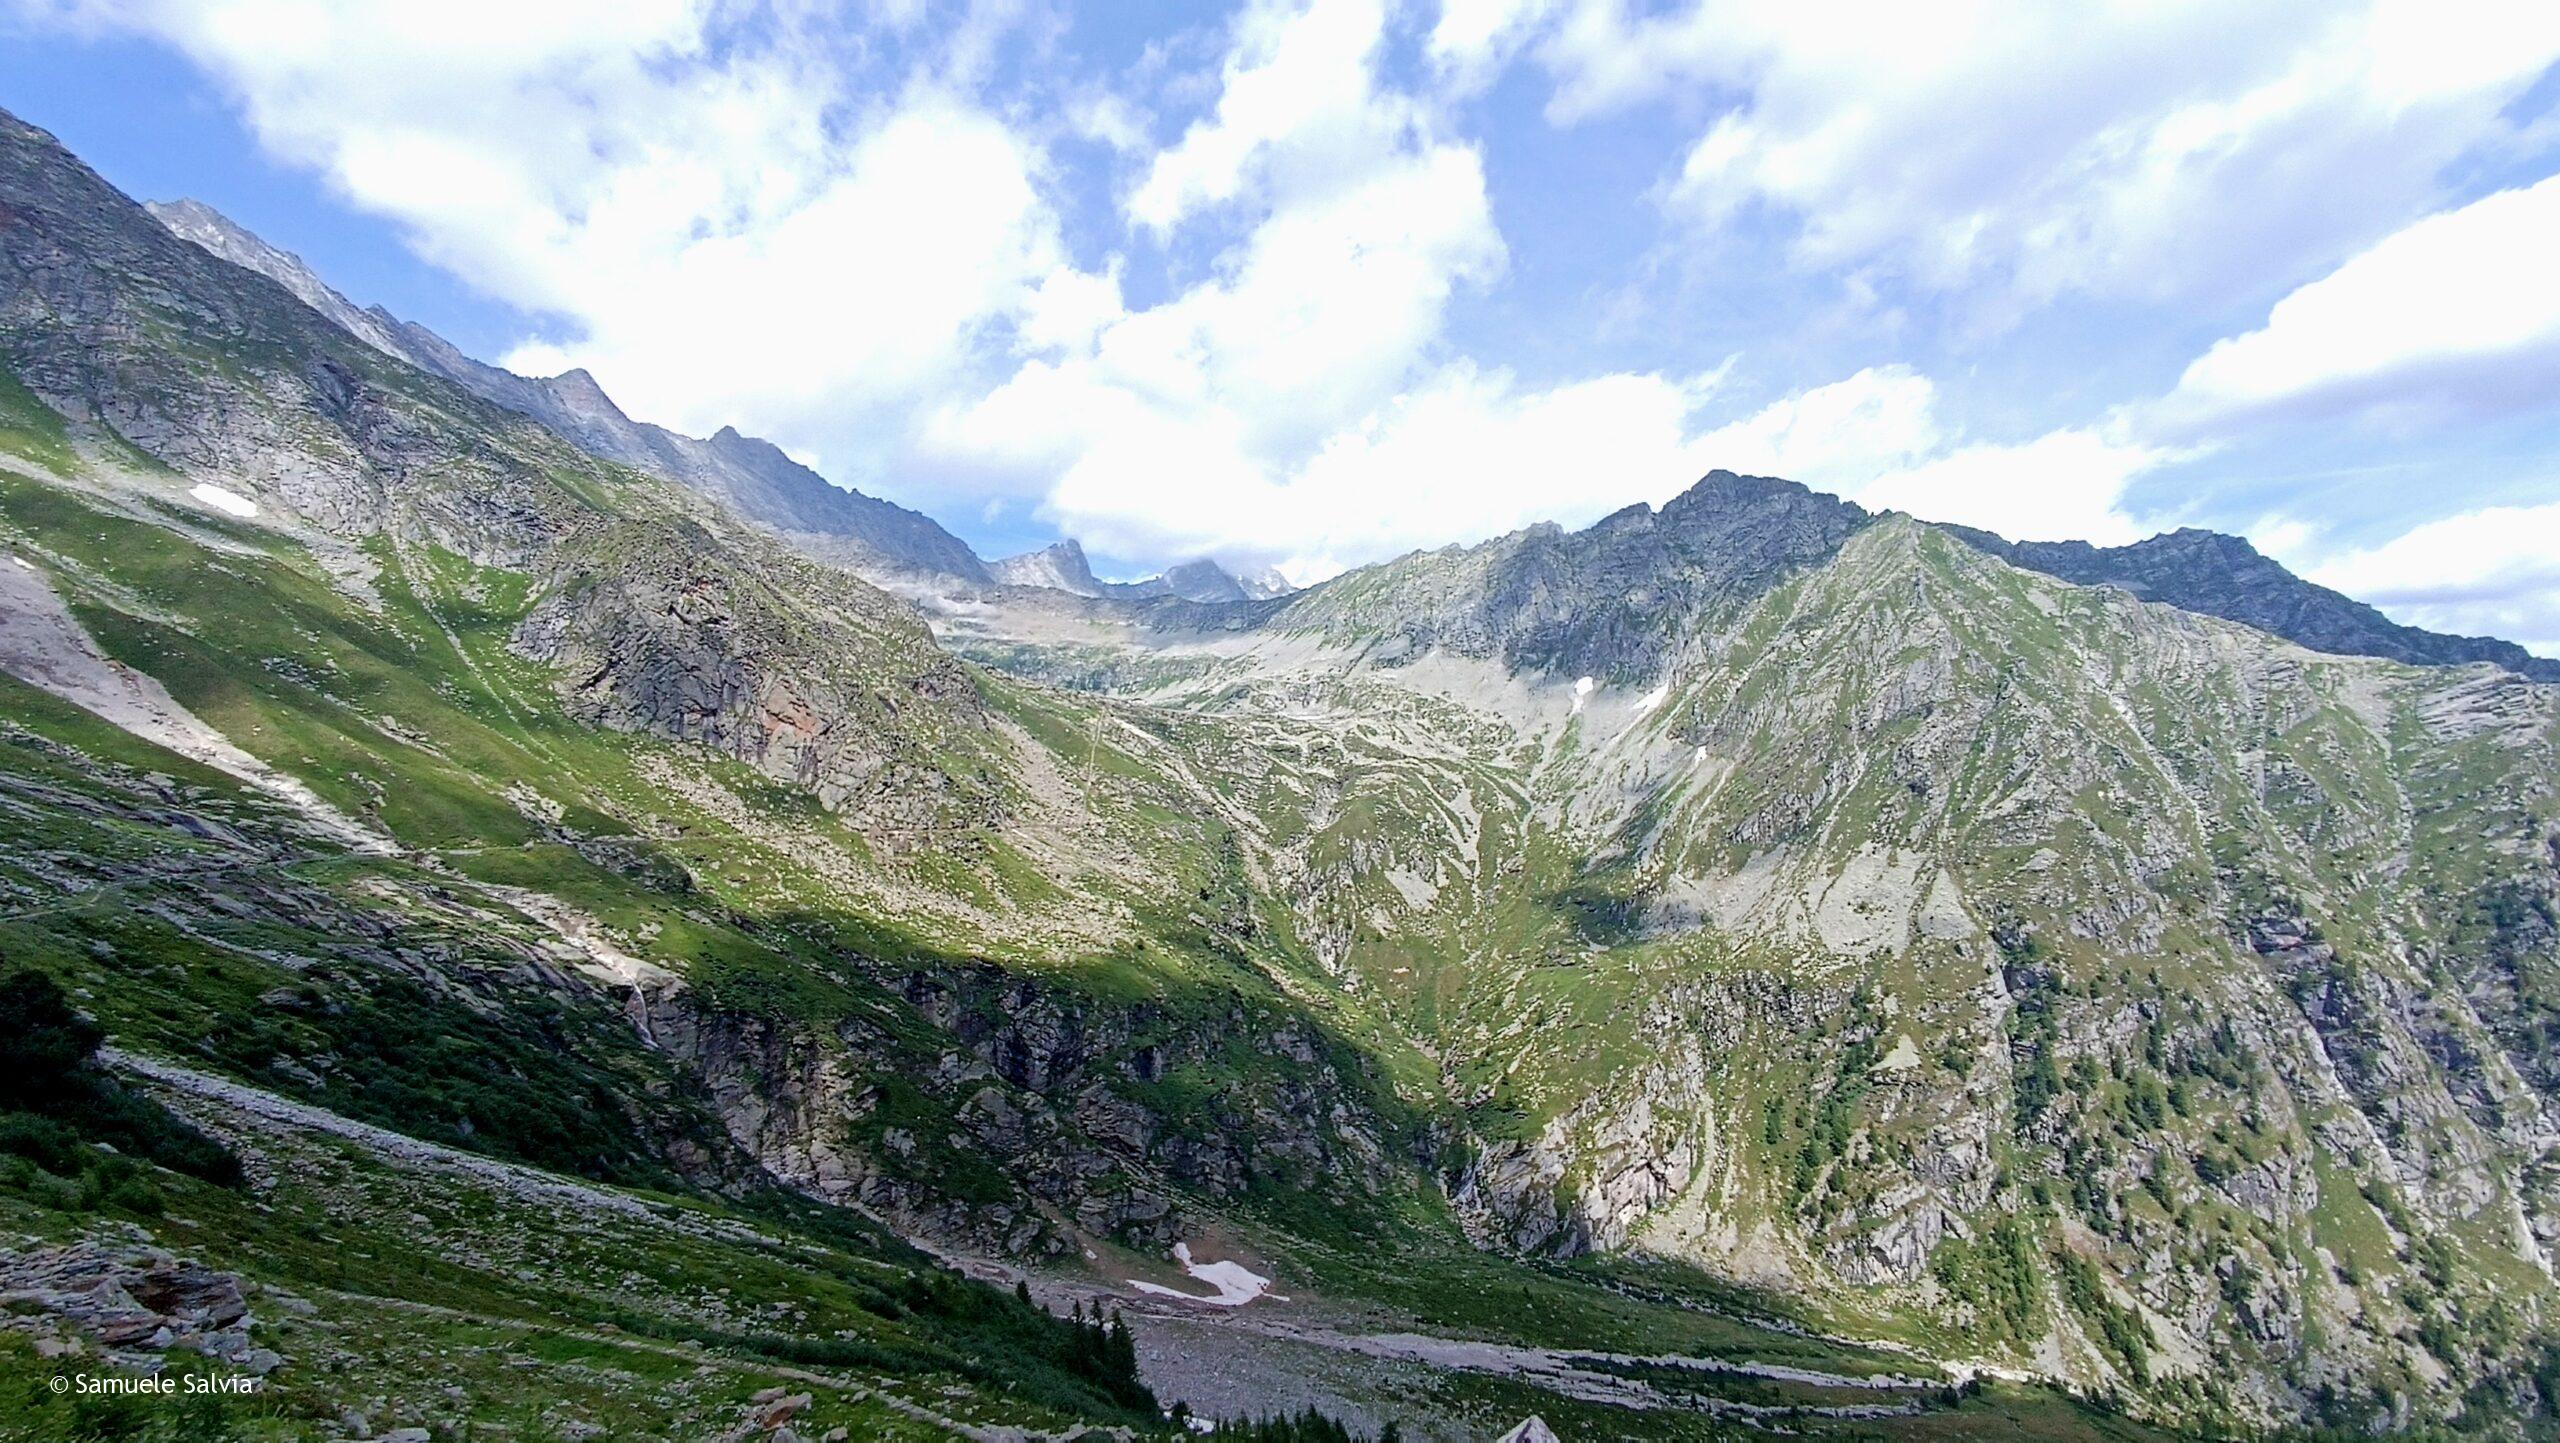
[1275,470,1875,681]
[989,539,1277,605]
[636,966,1415,1259]
[515,518,999,832]
[0,1240,277,1373]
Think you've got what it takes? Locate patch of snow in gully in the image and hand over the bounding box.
[188,483,259,518]
[1130,1243,1279,1307]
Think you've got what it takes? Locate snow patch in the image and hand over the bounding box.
[1631,681,1669,714]
[187,483,259,518]
[1569,675,1595,714]
[1129,1243,1278,1307]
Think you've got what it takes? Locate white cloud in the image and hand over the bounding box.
[1129,0,1403,234]
[950,339,2127,580]
[1686,366,1940,491]
[924,0,2032,583]
[2160,172,2560,431]
[1066,90,1151,154]
[2247,513,2322,568]
[930,0,1514,570]
[1427,0,1554,91]
[1017,263,1127,355]
[1045,365,1717,581]
[2300,501,2560,656]
[1042,361,1884,581]
[49,0,1066,449]
[1530,0,2560,308]
[1859,426,2176,545]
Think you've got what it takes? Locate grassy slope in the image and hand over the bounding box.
[0,392,2209,1438]
[1031,519,2560,1432]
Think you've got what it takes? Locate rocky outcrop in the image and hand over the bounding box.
[0,1238,283,1376]
[638,964,1414,1259]
[991,539,1109,597]
[515,518,999,832]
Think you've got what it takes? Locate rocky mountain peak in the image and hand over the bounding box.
[1945,518,2560,681]
[1236,564,1297,600]
[1160,558,1247,602]
[142,196,421,365]
[989,541,1299,605]
[990,538,1106,597]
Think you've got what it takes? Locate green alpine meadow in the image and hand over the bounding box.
[0,88,2555,1443]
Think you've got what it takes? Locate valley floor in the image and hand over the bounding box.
[2,1047,2185,1443]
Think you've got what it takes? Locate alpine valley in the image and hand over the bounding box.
[1,105,2556,1443]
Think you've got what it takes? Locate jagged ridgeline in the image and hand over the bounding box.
[0,98,2556,1443]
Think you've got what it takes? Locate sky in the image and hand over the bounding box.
[3,1,2559,654]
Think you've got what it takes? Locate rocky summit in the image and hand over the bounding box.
[0,104,2556,1443]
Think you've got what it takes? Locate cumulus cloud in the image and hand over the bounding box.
[42,0,1066,450]
[2159,172,2560,431]
[1859,427,2176,546]
[1088,363,1975,581]
[2094,174,2560,644]
[1426,0,1554,91]
[1524,0,2560,308]
[2298,502,2560,656]
[953,332,2156,580]
[1686,366,1939,491]
[25,0,2552,629]
[920,3,2044,581]
[930,0,1518,572]
[1003,362,1962,583]
[1130,0,1408,234]
[1044,365,1720,583]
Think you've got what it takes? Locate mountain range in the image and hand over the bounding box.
[151,197,1295,610]
[144,196,2557,688]
[3,104,2558,1443]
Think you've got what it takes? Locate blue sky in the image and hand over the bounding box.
[6,1,2560,652]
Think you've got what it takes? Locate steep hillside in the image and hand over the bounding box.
[958,489,2560,1433]
[147,196,994,584]
[3,103,2558,1443]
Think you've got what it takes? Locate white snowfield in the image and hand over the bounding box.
[187,482,259,518]
[1129,1243,1278,1307]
